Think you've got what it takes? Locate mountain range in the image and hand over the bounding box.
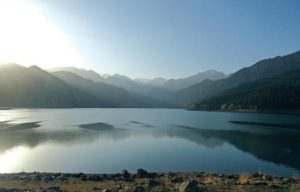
[0,64,108,108]
[52,71,148,108]
[167,50,300,107]
[51,67,105,82]
[189,70,300,111]
[0,50,299,111]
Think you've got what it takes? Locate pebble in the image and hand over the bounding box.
[179,180,199,192]
[145,179,160,188]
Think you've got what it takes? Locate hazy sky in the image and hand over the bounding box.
[1,0,300,78]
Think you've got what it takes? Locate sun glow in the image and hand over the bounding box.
[0,147,27,173]
[0,0,83,69]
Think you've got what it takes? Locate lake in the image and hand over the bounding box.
[0,108,299,176]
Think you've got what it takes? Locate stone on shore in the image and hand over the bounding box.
[145,179,160,188]
[122,169,131,181]
[136,169,150,178]
[179,180,203,192]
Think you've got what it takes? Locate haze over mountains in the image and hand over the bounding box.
[161,70,226,91]
[0,50,300,111]
[52,67,105,82]
[0,64,108,108]
[52,71,149,108]
[51,67,226,102]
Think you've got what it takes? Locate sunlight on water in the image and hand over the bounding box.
[0,147,27,173]
[0,109,31,123]
[0,110,10,122]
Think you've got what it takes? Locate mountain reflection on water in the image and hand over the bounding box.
[172,124,300,171]
[0,121,128,152]
[0,118,300,170]
[0,109,300,174]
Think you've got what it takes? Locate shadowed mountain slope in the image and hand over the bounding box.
[189,70,300,111]
[0,64,110,108]
[53,71,149,108]
[169,50,300,106]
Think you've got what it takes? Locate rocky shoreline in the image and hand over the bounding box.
[0,169,299,192]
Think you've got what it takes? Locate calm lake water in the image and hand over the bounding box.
[0,108,299,176]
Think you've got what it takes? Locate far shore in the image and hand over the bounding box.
[187,108,300,115]
[0,170,299,192]
[1,107,300,116]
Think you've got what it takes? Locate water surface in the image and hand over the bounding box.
[0,108,299,176]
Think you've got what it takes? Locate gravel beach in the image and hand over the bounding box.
[0,169,299,192]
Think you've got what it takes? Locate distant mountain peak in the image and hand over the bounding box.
[108,74,133,81]
[198,69,222,74]
[161,69,226,91]
[29,65,44,70]
[50,66,104,83]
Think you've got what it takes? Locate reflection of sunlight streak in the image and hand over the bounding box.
[0,110,13,122]
[0,0,84,69]
[0,110,28,123]
[0,147,27,173]
[0,113,7,122]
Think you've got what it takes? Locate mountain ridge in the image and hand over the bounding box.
[167,50,300,107]
[188,70,300,111]
[0,50,299,109]
[0,64,110,108]
[52,71,150,108]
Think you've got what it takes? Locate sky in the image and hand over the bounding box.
[0,0,299,79]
